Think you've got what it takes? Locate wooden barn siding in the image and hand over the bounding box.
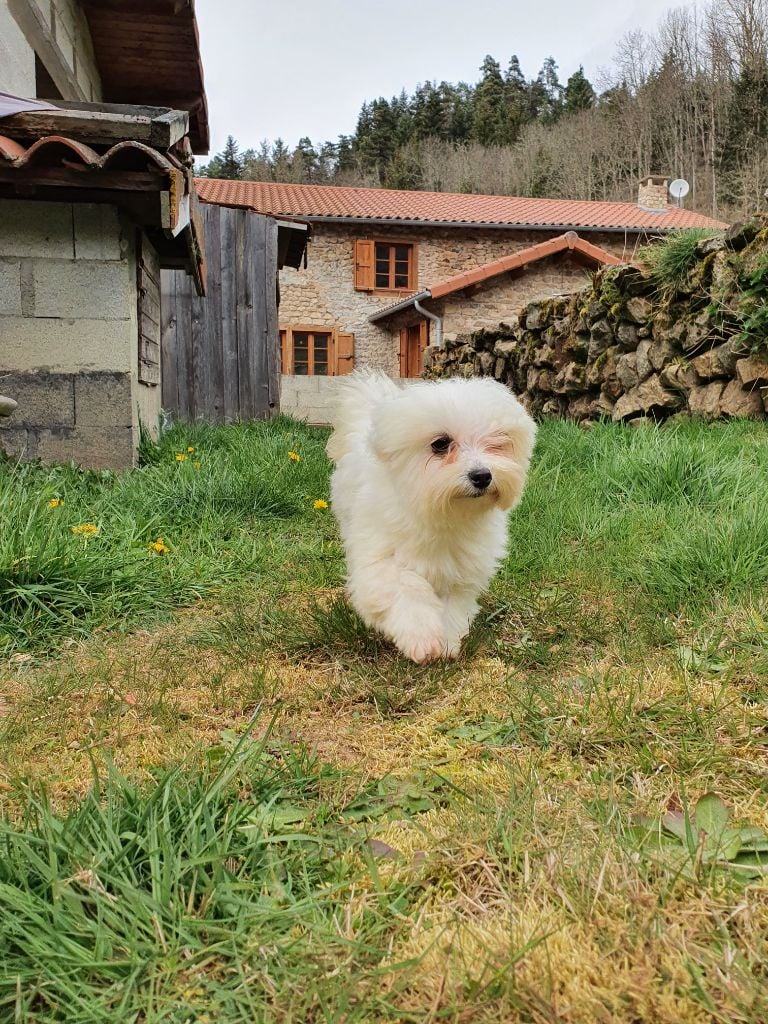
[161,204,279,423]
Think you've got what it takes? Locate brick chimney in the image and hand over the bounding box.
[638,175,669,210]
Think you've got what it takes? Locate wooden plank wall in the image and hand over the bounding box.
[137,235,161,385]
[161,204,279,423]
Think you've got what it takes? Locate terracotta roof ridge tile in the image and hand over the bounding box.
[428,233,620,300]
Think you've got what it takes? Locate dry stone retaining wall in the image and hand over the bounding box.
[425,222,768,424]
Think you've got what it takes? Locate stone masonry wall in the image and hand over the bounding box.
[440,254,593,342]
[278,222,636,422]
[426,221,768,424]
[0,199,159,468]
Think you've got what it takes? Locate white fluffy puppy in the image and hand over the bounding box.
[327,371,537,663]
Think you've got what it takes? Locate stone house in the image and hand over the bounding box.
[0,0,209,468]
[196,176,726,424]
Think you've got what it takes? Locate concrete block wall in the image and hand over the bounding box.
[40,0,102,100]
[2,0,103,102]
[280,374,339,425]
[0,199,157,469]
[0,1,35,95]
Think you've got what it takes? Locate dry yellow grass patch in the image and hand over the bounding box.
[4,596,768,1022]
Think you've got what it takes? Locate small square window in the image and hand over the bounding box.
[373,242,414,290]
[281,328,333,376]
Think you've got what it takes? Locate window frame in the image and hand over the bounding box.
[279,325,354,376]
[373,239,417,292]
[354,238,418,293]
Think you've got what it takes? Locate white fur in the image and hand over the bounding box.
[327,370,537,663]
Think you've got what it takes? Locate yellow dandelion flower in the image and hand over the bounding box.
[288,451,301,462]
[187,446,196,453]
[313,499,329,510]
[175,453,188,462]
[48,498,63,508]
[149,537,169,554]
[71,523,99,537]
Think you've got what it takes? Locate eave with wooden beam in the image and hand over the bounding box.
[80,0,209,154]
[0,102,190,151]
[0,110,206,293]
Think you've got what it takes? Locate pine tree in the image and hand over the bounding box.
[563,66,596,114]
[504,55,529,142]
[335,135,355,173]
[270,138,292,181]
[218,135,242,178]
[200,134,242,179]
[385,143,424,190]
[535,57,564,125]
[412,81,451,140]
[293,137,319,181]
[718,58,768,205]
[473,55,508,145]
[355,98,399,174]
[449,82,474,142]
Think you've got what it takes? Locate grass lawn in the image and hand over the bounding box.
[2,415,768,1022]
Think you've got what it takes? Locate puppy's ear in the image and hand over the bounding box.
[368,403,404,463]
[370,432,393,463]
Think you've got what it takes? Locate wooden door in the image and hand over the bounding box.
[399,320,429,378]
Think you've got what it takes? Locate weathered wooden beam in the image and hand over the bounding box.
[7,0,86,102]
[0,166,168,192]
[0,105,189,149]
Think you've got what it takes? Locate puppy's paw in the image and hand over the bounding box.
[398,632,446,665]
[442,638,462,660]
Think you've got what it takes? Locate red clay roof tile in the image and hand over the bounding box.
[0,134,177,173]
[195,178,727,233]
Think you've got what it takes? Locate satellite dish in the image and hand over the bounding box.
[669,178,690,203]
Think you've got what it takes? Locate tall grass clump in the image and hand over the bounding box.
[0,416,331,656]
[638,228,718,294]
[501,417,768,621]
[0,725,417,1022]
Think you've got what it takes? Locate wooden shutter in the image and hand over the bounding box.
[353,239,375,291]
[398,327,408,377]
[409,243,419,291]
[334,331,355,375]
[419,319,429,352]
[280,329,290,374]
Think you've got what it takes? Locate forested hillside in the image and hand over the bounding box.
[199,0,768,220]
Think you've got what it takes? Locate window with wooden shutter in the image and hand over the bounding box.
[355,238,417,292]
[353,239,375,291]
[334,332,355,375]
[279,325,337,375]
[137,234,161,385]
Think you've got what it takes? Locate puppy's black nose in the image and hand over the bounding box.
[468,468,492,491]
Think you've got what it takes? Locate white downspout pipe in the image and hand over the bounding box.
[413,298,443,349]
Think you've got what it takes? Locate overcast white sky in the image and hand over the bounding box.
[195,0,699,157]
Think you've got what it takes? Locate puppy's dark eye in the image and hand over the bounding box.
[431,435,452,454]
